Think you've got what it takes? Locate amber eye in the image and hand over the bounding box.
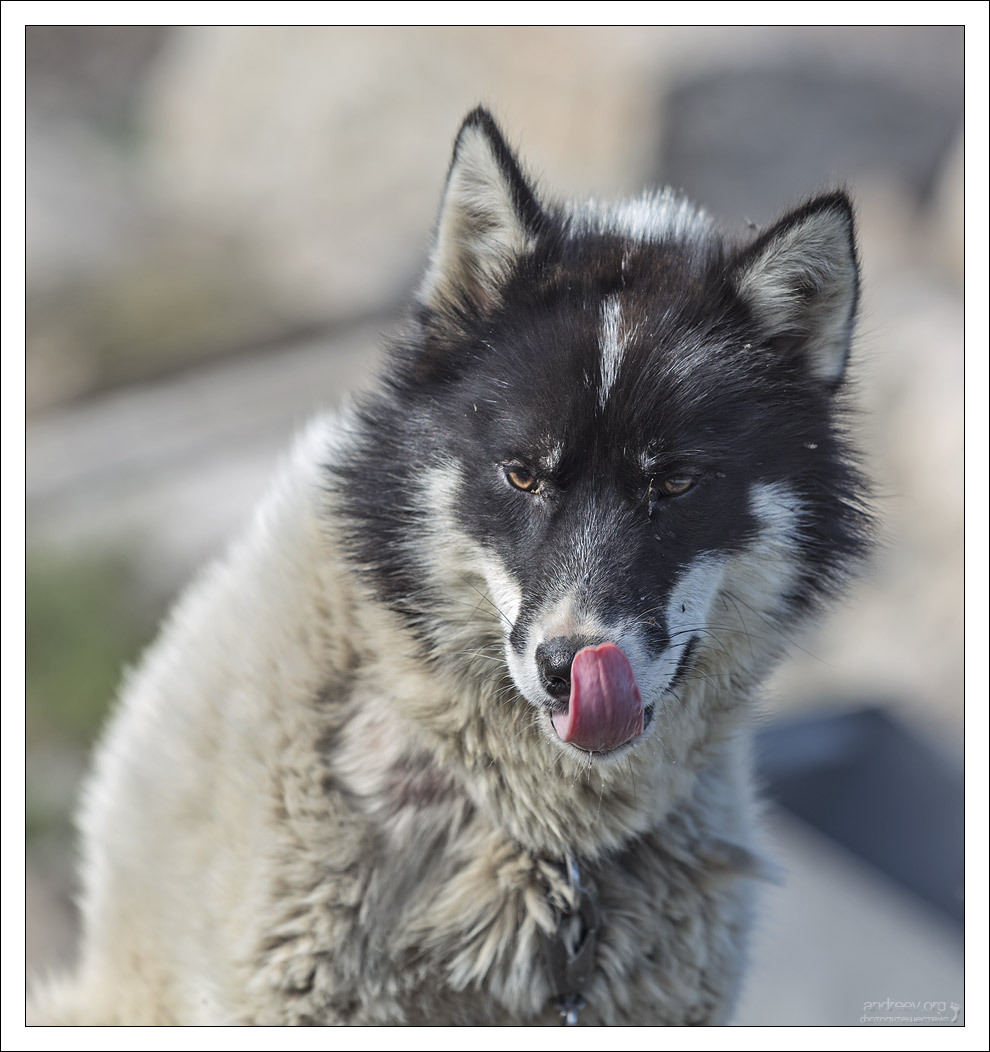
[506,466,540,493]
[648,475,696,514]
[658,475,695,497]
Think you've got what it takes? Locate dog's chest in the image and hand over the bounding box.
[250,723,752,1026]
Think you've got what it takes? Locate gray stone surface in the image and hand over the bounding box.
[735,811,964,1026]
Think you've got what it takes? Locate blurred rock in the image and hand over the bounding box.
[26,859,79,978]
[25,26,169,132]
[26,27,172,288]
[27,27,965,410]
[735,810,963,1025]
[140,26,667,324]
[27,320,386,596]
[927,130,965,284]
[26,231,304,410]
[659,57,962,224]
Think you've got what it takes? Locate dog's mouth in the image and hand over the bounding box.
[548,643,648,754]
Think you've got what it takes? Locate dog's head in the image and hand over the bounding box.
[338,109,869,776]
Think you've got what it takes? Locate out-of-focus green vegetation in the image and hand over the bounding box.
[26,548,161,747]
[25,549,164,843]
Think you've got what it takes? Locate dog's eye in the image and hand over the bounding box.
[658,475,695,497]
[648,475,696,514]
[506,466,540,493]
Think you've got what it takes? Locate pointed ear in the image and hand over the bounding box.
[420,108,543,314]
[732,193,860,386]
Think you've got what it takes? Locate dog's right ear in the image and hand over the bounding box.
[731,192,860,388]
[420,108,544,315]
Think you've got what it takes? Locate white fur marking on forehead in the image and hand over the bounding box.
[599,295,629,409]
[571,189,713,242]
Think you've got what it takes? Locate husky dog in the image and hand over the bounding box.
[30,108,869,1025]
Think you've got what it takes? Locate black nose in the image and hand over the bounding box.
[535,635,602,700]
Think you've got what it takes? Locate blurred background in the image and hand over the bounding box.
[24,26,966,1025]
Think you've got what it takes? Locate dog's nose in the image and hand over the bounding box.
[536,636,602,700]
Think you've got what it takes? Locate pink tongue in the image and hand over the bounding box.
[550,643,643,752]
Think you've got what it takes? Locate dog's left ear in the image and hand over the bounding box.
[420,107,544,315]
[732,193,859,387]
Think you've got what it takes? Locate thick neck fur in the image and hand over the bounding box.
[329,523,761,863]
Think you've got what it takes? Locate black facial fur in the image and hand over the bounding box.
[332,109,872,669]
